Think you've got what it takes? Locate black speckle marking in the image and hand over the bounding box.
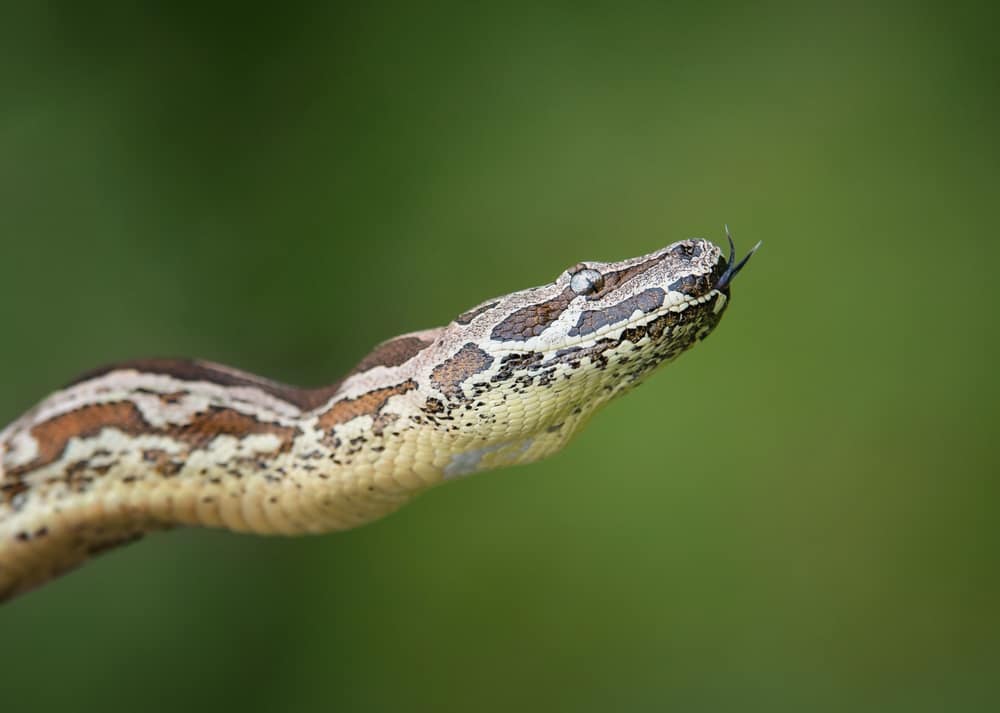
[1,481,30,507]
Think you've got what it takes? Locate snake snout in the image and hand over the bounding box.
[715,227,762,292]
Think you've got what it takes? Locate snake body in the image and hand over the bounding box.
[0,234,758,602]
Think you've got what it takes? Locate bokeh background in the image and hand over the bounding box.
[2,2,997,711]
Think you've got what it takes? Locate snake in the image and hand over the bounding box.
[0,232,759,602]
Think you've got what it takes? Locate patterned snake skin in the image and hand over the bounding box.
[0,232,759,602]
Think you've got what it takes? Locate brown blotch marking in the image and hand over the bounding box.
[491,287,575,342]
[569,288,665,337]
[10,401,149,477]
[316,379,418,430]
[172,406,299,453]
[9,401,299,482]
[348,336,432,375]
[491,351,544,385]
[455,300,500,325]
[431,343,495,400]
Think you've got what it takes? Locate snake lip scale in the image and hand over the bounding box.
[0,231,759,602]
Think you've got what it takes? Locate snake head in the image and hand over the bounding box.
[423,232,759,477]
[436,230,756,409]
[448,232,759,354]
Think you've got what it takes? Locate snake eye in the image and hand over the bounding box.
[569,268,605,296]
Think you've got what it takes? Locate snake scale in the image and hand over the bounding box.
[0,232,758,602]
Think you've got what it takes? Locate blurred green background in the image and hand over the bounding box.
[1,2,997,711]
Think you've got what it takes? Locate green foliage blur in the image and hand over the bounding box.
[1,2,996,711]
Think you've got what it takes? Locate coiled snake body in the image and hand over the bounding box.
[0,234,758,601]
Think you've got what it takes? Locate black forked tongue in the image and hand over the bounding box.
[715,226,762,291]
